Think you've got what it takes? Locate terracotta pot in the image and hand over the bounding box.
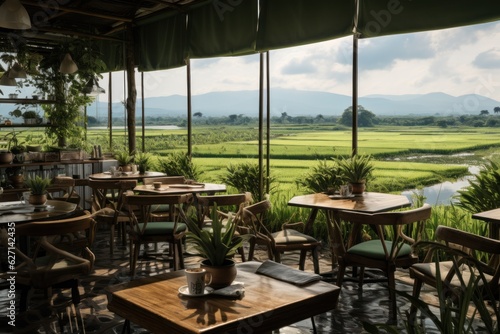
[350,181,366,195]
[29,194,47,206]
[200,259,237,289]
[0,152,13,164]
[9,175,24,189]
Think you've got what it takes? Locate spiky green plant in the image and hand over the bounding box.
[25,176,52,195]
[295,159,343,193]
[337,154,375,184]
[185,205,246,266]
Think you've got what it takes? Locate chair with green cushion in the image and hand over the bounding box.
[334,203,431,321]
[123,193,193,276]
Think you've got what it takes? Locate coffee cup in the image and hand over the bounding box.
[185,268,212,296]
[153,181,162,189]
[21,191,31,205]
[340,184,353,197]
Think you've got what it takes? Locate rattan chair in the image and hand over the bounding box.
[88,179,137,255]
[334,203,431,321]
[240,200,321,273]
[124,193,193,276]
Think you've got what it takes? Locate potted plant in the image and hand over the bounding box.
[24,175,51,205]
[114,149,133,171]
[22,110,40,125]
[337,154,375,195]
[184,205,246,288]
[134,151,153,174]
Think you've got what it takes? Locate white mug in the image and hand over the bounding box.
[131,164,137,173]
[185,268,212,296]
[21,191,31,205]
[340,184,353,197]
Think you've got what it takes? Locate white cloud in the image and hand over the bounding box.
[99,21,500,102]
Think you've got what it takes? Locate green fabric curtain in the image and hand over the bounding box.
[357,0,500,38]
[96,39,125,72]
[188,0,258,58]
[135,13,188,71]
[256,0,354,51]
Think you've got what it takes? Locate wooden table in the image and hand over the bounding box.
[107,261,339,334]
[0,200,77,224]
[472,208,500,239]
[288,192,411,271]
[134,183,226,195]
[89,171,166,180]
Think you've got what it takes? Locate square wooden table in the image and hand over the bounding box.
[288,192,411,272]
[107,261,339,334]
[472,208,500,239]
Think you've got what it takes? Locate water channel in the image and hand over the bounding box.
[401,166,479,206]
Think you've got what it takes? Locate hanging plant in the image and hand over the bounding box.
[19,40,106,148]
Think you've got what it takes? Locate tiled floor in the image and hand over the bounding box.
[0,230,491,333]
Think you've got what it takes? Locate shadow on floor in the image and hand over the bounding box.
[0,230,488,333]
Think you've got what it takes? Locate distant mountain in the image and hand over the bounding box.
[2,89,499,119]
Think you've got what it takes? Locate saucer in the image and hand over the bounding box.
[178,285,214,297]
[328,194,355,200]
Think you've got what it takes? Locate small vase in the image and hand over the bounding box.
[29,194,47,206]
[200,259,237,289]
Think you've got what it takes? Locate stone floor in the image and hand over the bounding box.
[0,230,493,333]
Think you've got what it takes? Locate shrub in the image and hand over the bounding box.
[158,151,201,180]
[295,159,343,194]
[455,160,500,213]
[222,162,276,202]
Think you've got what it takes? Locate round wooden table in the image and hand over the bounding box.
[0,200,78,224]
[89,171,166,180]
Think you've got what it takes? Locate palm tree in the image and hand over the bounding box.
[494,107,500,115]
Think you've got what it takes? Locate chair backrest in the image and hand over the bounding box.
[88,179,137,213]
[239,199,273,239]
[9,211,97,288]
[195,192,252,227]
[124,193,193,235]
[334,203,432,258]
[143,176,186,185]
[47,176,79,203]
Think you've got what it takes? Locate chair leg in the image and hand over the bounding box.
[176,241,185,270]
[312,247,320,274]
[110,224,115,255]
[130,241,140,277]
[247,239,256,261]
[409,279,423,325]
[387,271,397,322]
[299,250,307,271]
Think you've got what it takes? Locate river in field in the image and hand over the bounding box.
[401,166,479,206]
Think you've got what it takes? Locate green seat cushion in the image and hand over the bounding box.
[347,240,411,260]
[137,222,187,235]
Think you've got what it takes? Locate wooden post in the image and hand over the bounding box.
[125,23,136,155]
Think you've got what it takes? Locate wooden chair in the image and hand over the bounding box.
[240,200,321,273]
[3,211,96,312]
[334,203,431,321]
[47,176,80,206]
[123,193,193,276]
[409,225,500,321]
[195,193,252,227]
[88,179,137,255]
[195,193,253,260]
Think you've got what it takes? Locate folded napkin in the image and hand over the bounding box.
[212,282,245,298]
[256,260,322,286]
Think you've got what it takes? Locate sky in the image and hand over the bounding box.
[1,20,499,105]
[93,20,500,105]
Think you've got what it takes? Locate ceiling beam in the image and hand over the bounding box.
[20,1,134,23]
